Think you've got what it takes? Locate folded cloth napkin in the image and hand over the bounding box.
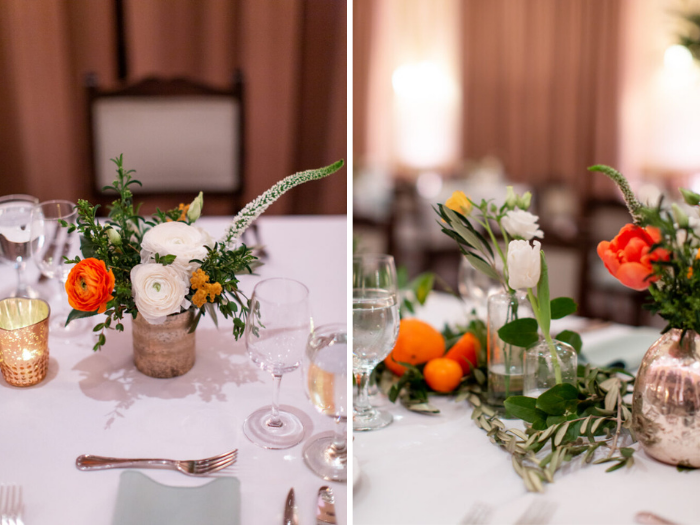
[112,471,240,525]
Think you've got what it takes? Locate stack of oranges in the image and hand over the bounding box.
[384,318,480,393]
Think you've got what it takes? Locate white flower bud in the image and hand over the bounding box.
[507,240,542,290]
[187,192,204,222]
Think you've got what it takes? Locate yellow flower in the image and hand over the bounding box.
[445,191,472,217]
[177,203,190,222]
[192,289,208,308]
[190,268,210,290]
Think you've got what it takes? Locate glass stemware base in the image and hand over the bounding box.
[302,430,347,482]
[353,406,393,431]
[243,406,304,449]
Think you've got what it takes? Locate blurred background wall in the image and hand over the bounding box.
[354,0,700,326]
[0,0,346,216]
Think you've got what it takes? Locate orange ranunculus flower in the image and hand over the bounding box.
[65,258,115,313]
[597,224,670,291]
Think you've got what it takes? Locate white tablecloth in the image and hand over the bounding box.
[354,293,696,525]
[0,216,347,525]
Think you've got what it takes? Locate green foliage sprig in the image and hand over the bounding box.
[463,365,636,492]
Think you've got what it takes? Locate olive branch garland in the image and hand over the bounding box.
[459,365,636,492]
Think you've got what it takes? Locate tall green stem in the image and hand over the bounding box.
[527,288,562,384]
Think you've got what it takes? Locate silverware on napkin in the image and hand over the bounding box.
[283,488,298,525]
[316,486,336,524]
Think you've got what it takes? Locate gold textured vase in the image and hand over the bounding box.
[632,328,700,467]
[132,309,195,378]
[0,298,50,387]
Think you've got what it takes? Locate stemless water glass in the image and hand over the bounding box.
[302,323,348,481]
[31,200,88,336]
[353,254,400,431]
[243,277,311,449]
[0,194,40,298]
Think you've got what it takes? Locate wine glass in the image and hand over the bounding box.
[302,323,347,481]
[243,277,311,449]
[353,254,400,431]
[458,255,502,312]
[31,200,89,336]
[0,194,40,298]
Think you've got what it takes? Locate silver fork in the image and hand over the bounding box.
[461,502,493,525]
[514,500,557,525]
[75,449,238,476]
[0,484,23,525]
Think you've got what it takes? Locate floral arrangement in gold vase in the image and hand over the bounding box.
[64,154,343,378]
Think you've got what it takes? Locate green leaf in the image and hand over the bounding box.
[620,447,634,458]
[536,383,579,416]
[503,396,548,425]
[441,206,494,259]
[464,252,501,283]
[537,252,551,335]
[411,272,435,305]
[550,297,577,319]
[498,317,539,347]
[555,330,582,354]
[65,308,99,327]
[605,460,627,473]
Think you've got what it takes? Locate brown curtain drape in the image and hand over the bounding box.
[0,0,346,216]
[461,0,621,198]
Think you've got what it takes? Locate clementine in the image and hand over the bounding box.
[384,318,445,376]
[423,358,463,393]
[445,332,480,375]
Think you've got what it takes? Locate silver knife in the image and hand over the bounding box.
[316,486,337,524]
[283,488,299,525]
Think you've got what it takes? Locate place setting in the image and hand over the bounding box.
[0,155,346,524]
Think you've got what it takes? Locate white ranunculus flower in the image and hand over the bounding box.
[140,222,214,274]
[131,263,191,325]
[501,209,544,240]
[507,240,542,290]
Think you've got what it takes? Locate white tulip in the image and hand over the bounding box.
[140,221,214,274]
[130,263,191,324]
[501,209,544,240]
[507,240,542,290]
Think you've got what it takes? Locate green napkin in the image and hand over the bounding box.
[112,471,240,525]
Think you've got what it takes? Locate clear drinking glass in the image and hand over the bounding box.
[353,254,400,431]
[458,255,502,311]
[31,200,89,336]
[302,323,347,481]
[243,277,311,449]
[0,194,40,298]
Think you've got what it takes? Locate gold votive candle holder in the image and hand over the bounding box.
[0,298,50,387]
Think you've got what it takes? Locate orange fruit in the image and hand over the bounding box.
[423,358,463,393]
[445,332,480,375]
[385,319,445,376]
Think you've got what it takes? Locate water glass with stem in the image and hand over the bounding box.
[243,277,311,449]
[353,254,400,431]
[302,323,348,481]
[0,194,40,298]
[30,200,89,336]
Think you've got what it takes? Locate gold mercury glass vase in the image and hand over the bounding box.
[632,328,700,467]
[132,309,196,378]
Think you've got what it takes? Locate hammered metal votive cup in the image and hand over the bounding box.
[0,298,50,387]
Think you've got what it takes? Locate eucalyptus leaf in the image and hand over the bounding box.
[465,252,501,282]
[554,422,570,446]
[555,330,582,354]
[498,318,539,347]
[550,297,577,319]
[536,383,579,416]
[503,396,548,425]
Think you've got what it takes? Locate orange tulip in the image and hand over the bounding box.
[65,258,115,313]
[597,224,670,291]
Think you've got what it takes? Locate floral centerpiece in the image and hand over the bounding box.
[589,165,700,468]
[64,154,343,377]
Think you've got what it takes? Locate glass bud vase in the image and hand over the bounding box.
[523,339,577,397]
[487,291,533,409]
